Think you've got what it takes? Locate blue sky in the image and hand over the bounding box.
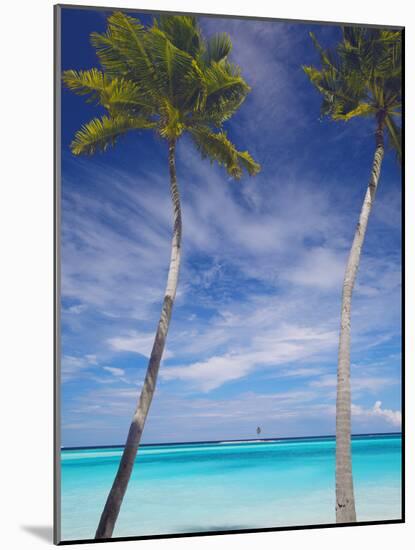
[60,7,402,447]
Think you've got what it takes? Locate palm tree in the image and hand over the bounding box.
[63,12,260,539]
[303,28,402,523]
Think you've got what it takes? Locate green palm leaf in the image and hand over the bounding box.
[156,15,201,57]
[331,102,374,121]
[200,62,249,123]
[145,27,205,108]
[91,12,157,89]
[62,69,154,115]
[190,127,260,178]
[385,114,402,162]
[204,33,233,63]
[62,68,110,102]
[70,114,155,155]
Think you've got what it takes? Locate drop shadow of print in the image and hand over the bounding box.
[21,525,53,543]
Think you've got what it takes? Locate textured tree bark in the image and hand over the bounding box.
[95,140,182,539]
[335,120,385,523]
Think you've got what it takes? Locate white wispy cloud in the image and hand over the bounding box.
[61,354,98,382]
[161,325,337,391]
[67,303,87,314]
[102,366,125,377]
[285,247,346,290]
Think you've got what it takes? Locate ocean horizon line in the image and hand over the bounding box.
[61,431,402,451]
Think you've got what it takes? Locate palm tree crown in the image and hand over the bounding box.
[303,27,401,158]
[63,12,260,178]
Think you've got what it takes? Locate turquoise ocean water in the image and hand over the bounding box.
[61,433,402,541]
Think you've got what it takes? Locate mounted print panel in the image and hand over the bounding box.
[54,4,404,545]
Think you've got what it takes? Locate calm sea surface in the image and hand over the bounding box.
[60,433,402,541]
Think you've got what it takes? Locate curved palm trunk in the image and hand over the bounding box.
[335,120,385,523]
[95,140,182,539]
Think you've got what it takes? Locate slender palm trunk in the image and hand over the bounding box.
[95,140,182,539]
[335,118,385,523]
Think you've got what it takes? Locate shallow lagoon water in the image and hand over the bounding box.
[61,433,402,540]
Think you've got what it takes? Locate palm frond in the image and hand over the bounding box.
[385,114,402,164]
[309,32,339,73]
[332,102,374,121]
[70,115,155,155]
[145,27,205,107]
[198,61,250,124]
[303,63,365,120]
[91,11,157,89]
[104,78,156,115]
[62,68,155,116]
[156,15,201,57]
[237,150,262,176]
[203,33,232,63]
[190,127,260,179]
[62,68,110,104]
